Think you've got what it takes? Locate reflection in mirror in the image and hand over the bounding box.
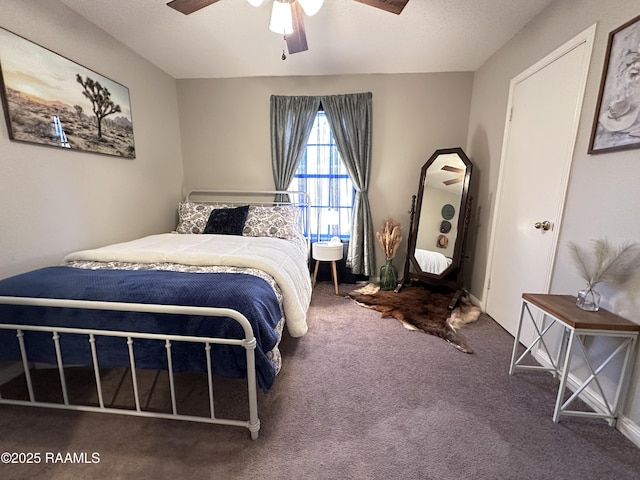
[396,147,472,304]
[414,152,467,275]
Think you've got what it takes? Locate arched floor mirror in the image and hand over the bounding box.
[396,147,473,308]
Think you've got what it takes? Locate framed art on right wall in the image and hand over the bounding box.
[588,14,640,154]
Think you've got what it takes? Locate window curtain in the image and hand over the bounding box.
[270,92,375,276]
[321,92,374,276]
[270,95,320,201]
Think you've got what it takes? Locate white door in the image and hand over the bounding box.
[485,26,595,344]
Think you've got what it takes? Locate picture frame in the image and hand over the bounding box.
[588,14,640,154]
[0,27,135,158]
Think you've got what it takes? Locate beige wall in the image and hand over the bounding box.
[0,0,184,279]
[177,73,473,271]
[467,0,640,431]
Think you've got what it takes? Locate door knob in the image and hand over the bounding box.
[534,221,551,231]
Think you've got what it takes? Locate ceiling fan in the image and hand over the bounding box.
[441,165,465,186]
[166,0,410,55]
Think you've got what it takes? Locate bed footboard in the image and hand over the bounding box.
[0,296,261,440]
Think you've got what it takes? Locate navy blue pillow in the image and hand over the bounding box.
[203,205,250,235]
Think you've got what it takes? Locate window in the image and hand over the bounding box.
[289,111,354,242]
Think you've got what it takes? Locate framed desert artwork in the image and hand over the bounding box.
[588,14,640,154]
[0,27,135,158]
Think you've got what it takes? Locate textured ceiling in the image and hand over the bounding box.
[58,0,554,79]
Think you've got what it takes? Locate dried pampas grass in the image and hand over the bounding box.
[567,239,640,287]
[376,218,402,260]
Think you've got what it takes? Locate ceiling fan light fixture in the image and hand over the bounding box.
[246,0,264,6]
[298,0,324,16]
[269,0,294,35]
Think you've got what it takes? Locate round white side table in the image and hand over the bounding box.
[311,242,343,295]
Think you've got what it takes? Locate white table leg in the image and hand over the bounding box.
[331,261,339,294]
[509,300,527,375]
[312,260,320,288]
[553,329,575,422]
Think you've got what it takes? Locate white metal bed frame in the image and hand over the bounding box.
[0,298,261,439]
[0,190,311,440]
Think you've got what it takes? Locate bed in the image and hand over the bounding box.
[413,248,452,275]
[0,190,312,439]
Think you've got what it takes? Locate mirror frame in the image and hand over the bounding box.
[400,147,473,291]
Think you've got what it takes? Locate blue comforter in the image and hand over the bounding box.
[0,267,283,391]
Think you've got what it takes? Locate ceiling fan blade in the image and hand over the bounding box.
[166,0,221,15]
[441,165,465,174]
[286,1,309,54]
[443,177,464,186]
[353,0,409,15]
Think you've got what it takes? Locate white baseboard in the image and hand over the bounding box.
[0,361,25,385]
[468,292,483,309]
[616,415,640,448]
[534,349,640,447]
[0,361,57,386]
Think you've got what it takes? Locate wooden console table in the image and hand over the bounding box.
[509,293,640,426]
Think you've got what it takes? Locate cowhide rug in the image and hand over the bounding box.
[348,284,482,353]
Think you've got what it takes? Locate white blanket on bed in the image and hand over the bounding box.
[414,248,452,275]
[65,233,312,337]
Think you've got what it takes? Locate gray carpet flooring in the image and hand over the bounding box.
[1,281,639,479]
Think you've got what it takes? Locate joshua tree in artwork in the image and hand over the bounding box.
[76,74,121,139]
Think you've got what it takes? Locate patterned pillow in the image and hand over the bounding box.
[243,205,301,240]
[176,202,234,234]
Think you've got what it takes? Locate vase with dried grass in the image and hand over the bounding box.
[568,239,640,311]
[376,218,402,291]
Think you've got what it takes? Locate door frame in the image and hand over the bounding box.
[482,24,596,312]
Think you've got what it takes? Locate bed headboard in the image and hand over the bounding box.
[184,189,311,241]
[185,189,309,206]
